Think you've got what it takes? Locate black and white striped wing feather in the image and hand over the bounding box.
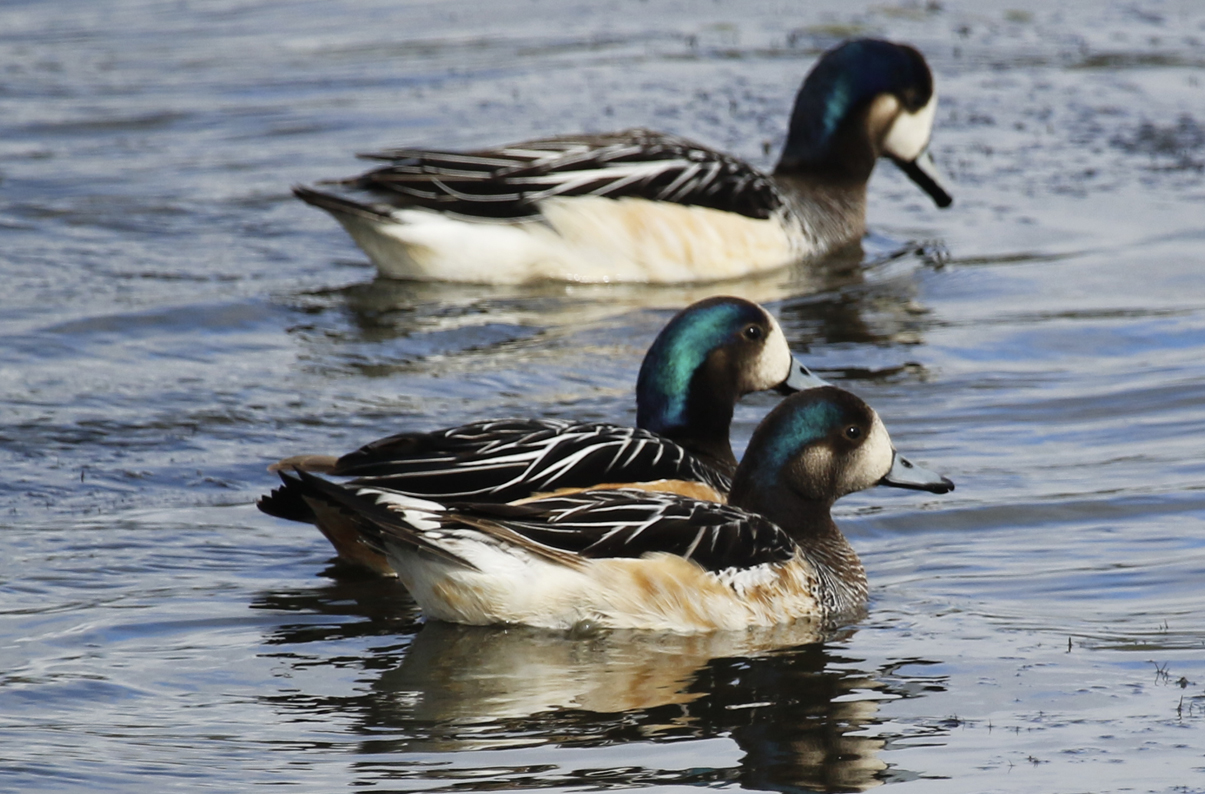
[448,489,797,574]
[276,470,475,569]
[340,128,784,220]
[331,419,731,502]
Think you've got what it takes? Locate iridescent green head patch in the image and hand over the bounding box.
[745,397,845,486]
[636,299,764,434]
[779,39,933,167]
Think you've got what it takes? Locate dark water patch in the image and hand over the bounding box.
[1112,113,1205,171]
[1074,51,1205,70]
[950,250,1085,267]
[43,299,287,340]
[18,110,195,137]
[253,579,423,647]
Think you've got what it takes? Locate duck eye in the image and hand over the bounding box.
[742,325,763,341]
[844,425,862,441]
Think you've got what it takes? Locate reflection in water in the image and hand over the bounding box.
[255,582,946,792]
[328,241,869,335]
[375,621,833,727]
[285,238,941,386]
[253,571,423,646]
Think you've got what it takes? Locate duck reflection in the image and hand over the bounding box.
[256,576,942,793]
[285,238,940,384]
[317,240,867,336]
[377,620,830,723]
[367,621,896,791]
[252,569,422,647]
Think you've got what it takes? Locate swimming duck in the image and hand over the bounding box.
[259,296,828,573]
[294,38,951,284]
[268,387,954,631]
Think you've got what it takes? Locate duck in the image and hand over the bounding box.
[266,386,954,631]
[259,296,829,574]
[294,38,952,285]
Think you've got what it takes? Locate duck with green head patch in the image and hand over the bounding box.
[777,38,949,212]
[260,296,827,575]
[637,296,803,474]
[268,387,954,631]
[293,38,952,284]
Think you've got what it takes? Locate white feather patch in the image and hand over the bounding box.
[330,196,799,284]
[387,541,826,633]
[883,94,937,162]
[850,412,895,492]
[362,488,446,531]
[742,311,794,393]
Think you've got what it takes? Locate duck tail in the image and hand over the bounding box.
[257,478,317,523]
[272,470,479,570]
[292,185,394,222]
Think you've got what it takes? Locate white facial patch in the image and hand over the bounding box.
[882,93,937,162]
[741,311,794,394]
[846,411,895,494]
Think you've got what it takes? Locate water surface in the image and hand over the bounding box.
[3,0,1205,791]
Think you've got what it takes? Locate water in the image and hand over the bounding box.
[3,0,1205,791]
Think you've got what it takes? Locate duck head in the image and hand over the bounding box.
[729,386,953,528]
[775,38,953,208]
[636,296,828,468]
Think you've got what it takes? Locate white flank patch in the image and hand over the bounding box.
[388,540,601,627]
[378,521,830,630]
[329,196,799,284]
[883,93,937,162]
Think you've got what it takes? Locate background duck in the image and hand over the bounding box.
[295,38,952,284]
[259,296,827,573]
[268,387,954,632]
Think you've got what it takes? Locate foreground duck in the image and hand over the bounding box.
[267,387,953,631]
[295,38,952,284]
[260,296,828,573]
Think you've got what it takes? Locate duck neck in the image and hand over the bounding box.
[728,477,868,616]
[637,359,738,476]
[776,119,878,186]
[772,173,868,252]
[772,100,877,249]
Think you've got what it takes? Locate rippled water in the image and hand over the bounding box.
[3,0,1205,791]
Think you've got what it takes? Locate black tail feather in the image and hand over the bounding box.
[257,480,317,523]
[292,185,395,222]
[282,471,477,570]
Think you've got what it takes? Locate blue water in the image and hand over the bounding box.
[3,0,1205,791]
